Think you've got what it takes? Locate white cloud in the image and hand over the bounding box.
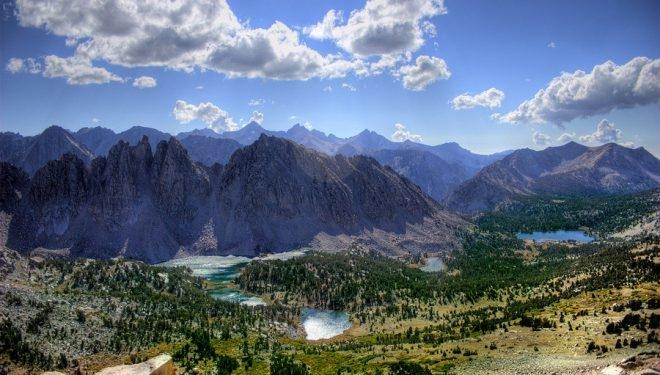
[369,54,405,75]
[557,132,575,142]
[195,85,204,90]
[451,88,504,110]
[303,121,313,130]
[391,123,422,142]
[323,85,333,92]
[6,57,42,74]
[14,0,358,81]
[92,117,100,123]
[248,98,265,106]
[304,0,446,57]
[43,55,122,85]
[173,100,237,132]
[579,119,623,144]
[547,41,556,48]
[132,75,157,88]
[249,110,264,124]
[341,83,357,91]
[532,131,551,146]
[289,115,297,120]
[499,57,660,125]
[6,58,24,73]
[398,55,450,91]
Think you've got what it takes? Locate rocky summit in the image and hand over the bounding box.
[1,135,467,263]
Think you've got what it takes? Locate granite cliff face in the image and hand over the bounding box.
[3,135,467,262]
[446,142,660,214]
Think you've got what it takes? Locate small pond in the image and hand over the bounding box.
[301,308,351,340]
[420,257,446,272]
[516,230,594,243]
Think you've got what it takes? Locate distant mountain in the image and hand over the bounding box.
[4,135,466,262]
[179,136,242,165]
[219,121,280,145]
[370,149,469,201]
[72,126,117,156]
[0,126,94,175]
[395,141,513,176]
[336,130,394,156]
[75,126,171,155]
[284,124,346,154]
[177,128,223,139]
[446,142,660,214]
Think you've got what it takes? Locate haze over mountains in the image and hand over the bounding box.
[2,135,466,262]
[447,141,660,213]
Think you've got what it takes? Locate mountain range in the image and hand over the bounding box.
[1,135,467,262]
[446,141,660,213]
[0,123,511,201]
[3,124,659,216]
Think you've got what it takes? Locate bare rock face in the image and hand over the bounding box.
[96,354,174,375]
[0,162,29,213]
[4,135,467,262]
[446,142,660,214]
[213,136,447,254]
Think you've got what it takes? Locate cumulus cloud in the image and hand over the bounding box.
[369,54,405,75]
[579,119,623,144]
[6,58,25,73]
[557,132,575,142]
[173,100,237,132]
[132,75,157,88]
[398,55,450,91]
[323,85,333,92]
[249,111,264,124]
[14,0,358,81]
[499,57,660,125]
[6,57,42,74]
[341,83,357,91]
[248,98,265,106]
[532,131,551,146]
[391,123,422,142]
[547,41,556,48]
[43,55,122,85]
[304,0,446,57]
[451,88,504,110]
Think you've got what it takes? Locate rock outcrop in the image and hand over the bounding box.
[96,354,174,375]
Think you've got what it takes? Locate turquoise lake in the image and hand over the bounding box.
[516,230,595,243]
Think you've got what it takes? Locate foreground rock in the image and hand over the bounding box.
[95,354,174,375]
[600,352,660,375]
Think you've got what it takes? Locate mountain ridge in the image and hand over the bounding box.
[446,141,660,213]
[2,135,468,262]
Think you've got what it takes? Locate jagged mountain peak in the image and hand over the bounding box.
[3,134,467,261]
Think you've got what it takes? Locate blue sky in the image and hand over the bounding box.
[1,0,658,155]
